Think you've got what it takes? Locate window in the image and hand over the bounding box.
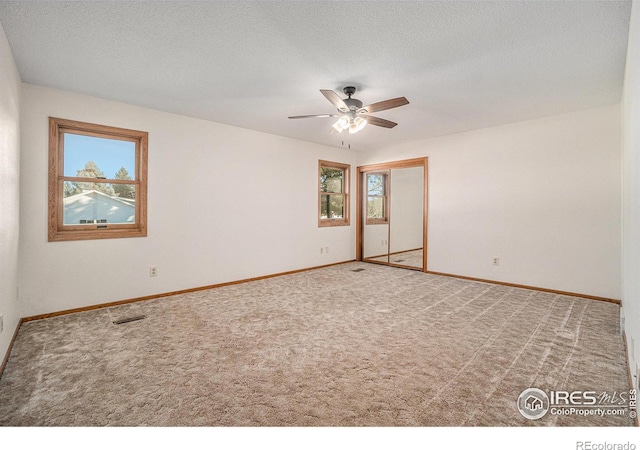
[366,172,389,224]
[319,160,350,227]
[48,117,148,241]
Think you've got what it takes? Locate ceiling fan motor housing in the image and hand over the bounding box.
[343,98,363,111]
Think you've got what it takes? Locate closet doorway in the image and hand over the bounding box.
[356,157,428,271]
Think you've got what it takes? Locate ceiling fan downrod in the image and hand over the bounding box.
[343,86,356,98]
[342,86,363,111]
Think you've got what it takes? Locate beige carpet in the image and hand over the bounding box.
[0,262,633,426]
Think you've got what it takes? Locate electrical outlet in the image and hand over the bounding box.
[320,248,324,254]
[493,257,500,266]
[325,247,329,254]
[0,314,3,333]
[149,267,158,277]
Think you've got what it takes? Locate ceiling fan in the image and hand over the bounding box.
[288,86,409,134]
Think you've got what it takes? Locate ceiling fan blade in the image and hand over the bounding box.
[320,89,350,112]
[360,97,409,114]
[362,115,398,129]
[288,114,339,119]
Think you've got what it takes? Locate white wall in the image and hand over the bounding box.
[19,84,356,317]
[358,104,622,299]
[622,0,640,388]
[0,21,21,359]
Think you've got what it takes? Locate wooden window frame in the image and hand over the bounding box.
[48,117,148,242]
[318,160,350,227]
[365,171,389,225]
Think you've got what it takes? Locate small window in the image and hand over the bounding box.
[366,172,389,224]
[48,117,148,241]
[319,160,350,227]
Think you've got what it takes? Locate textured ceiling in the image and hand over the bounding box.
[0,1,632,151]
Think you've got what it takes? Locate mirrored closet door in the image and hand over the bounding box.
[357,158,427,271]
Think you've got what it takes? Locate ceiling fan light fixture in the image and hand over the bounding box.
[333,115,350,132]
[349,116,367,134]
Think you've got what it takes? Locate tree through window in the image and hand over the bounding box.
[319,160,350,227]
[366,172,389,224]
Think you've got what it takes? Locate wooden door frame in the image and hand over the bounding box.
[356,157,428,272]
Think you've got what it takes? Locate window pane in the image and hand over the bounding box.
[368,196,385,219]
[320,168,344,193]
[63,133,135,179]
[367,174,385,196]
[320,194,344,219]
[63,183,136,225]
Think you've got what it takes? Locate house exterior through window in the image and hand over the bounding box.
[48,117,148,241]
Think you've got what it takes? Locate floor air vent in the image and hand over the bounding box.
[113,315,146,325]
[351,268,365,272]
